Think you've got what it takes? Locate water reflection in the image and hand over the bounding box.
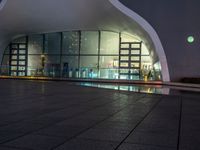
[77,82,170,95]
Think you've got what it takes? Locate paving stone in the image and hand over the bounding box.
[0,122,47,134]
[78,128,129,142]
[118,143,176,150]
[0,146,21,150]
[0,80,199,150]
[54,138,117,150]
[0,131,23,144]
[3,134,66,150]
[125,131,177,147]
[35,124,85,138]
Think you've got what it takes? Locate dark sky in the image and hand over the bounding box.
[120,0,200,32]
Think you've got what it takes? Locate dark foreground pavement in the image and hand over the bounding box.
[0,79,199,150]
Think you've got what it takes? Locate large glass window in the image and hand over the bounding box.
[100,31,119,55]
[80,31,98,54]
[1,30,160,81]
[62,32,79,54]
[45,33,61,54]
[28,35,43,54]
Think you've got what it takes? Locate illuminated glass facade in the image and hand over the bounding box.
[0,31,162,80]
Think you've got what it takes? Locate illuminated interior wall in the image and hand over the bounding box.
[0,30,162,80]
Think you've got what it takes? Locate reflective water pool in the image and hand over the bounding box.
[77,82,170,95]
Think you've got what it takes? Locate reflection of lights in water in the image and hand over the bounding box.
[78,82,168,95]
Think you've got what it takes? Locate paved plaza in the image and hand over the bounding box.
[0,79,199,150]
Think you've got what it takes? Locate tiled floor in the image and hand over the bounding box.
[0,79,199,150]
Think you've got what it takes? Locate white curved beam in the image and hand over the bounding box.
[109,0,170,82]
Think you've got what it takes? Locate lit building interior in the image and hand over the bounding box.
[1,31,162,80]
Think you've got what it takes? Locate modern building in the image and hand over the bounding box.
[0,0,199,82]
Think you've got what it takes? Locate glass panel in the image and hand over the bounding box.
[131,63,140,68]
[19,55,26,60]
[121,50,129,55]
[18,66,25,71]
[19,50,26,54]
[44,55,61,77]
[11,50,18,54]
[100,31,119,54]
[12,37,26,43]
[0,55,9,75]
[62,32,79,54]
[27,55,42,76]
[99,69,118,79]
[11,61,17,65]
[11,55,17,60]
[120,62,128,67]
[141,56,151,62]
[99,56,118,68]
[121,34,140,42]
[153,62,162,80]
[121,44,129,49]
[11,71,17,76]
[45,33,61,54]
[19,61,25,65]
[28,34,43,54]
[121,56,128,61]
[80,56,98,78]
[99,56,119,79]
[11,44,18,49]
[80,56,98,68]
[141,44,150,55]
[80,31,98,54]
[131,56,140,61]
[11,66,17,71]
[19,44,26,49]
[61,56,79,78]
[131,44,140,49]
[18,72,25,76]
[4,46,10,54]
[131,50,140,55]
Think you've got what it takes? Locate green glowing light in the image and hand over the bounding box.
[187,36,194,43]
